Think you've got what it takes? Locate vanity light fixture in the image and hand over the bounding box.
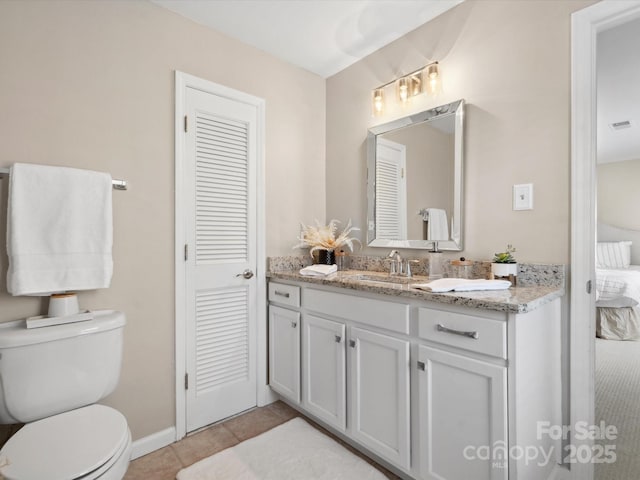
[371,61,441,115]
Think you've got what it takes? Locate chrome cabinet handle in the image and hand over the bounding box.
[437,323,479,340]
[274,290,290,298]
[335,335,342,343]
[237,269,254,279]
[349,339,356,348]
[291,321,297,328]
[417,361,426,371]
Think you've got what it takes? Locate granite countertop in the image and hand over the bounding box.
[267,269,565,314]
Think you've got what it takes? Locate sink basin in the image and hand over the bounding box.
[343,273,416,285]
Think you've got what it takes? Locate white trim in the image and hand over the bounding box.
[547,465,571,480]
[174,70,187,443]
[174,71,267,440]
[570,2,640,480]
[130,426,176,460]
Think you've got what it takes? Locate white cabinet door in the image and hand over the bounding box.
[349,326,411,471]
[417,345,507,480]
[302,314,346,431]
[268,306,300,403]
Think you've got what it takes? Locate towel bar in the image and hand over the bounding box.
[0,167,127,190]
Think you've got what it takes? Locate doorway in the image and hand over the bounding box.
[571,2,640,480]
[594,14,640,480]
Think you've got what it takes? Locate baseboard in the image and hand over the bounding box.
[257,384,278,407]
[132,387,275,461]
[130,426,176,460]
[548,464,571,480]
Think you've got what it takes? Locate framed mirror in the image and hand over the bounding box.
[366,99,464,250]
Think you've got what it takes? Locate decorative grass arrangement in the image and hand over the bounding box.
[295,219,361,257]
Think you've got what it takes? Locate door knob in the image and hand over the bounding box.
[236,269,254,279]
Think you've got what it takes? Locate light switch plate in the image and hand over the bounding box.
[513,183,533,210]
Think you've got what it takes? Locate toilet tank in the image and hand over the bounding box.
[0,310,125,424]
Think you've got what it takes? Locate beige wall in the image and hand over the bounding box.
[327,0,593,264]
[598,159,640,230]
[0,0,325,441]
[0,0,597,447]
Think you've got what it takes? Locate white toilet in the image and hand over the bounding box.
[0,310,131,480]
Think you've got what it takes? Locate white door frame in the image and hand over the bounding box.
[570,2,640,479]
[174,71,271,441]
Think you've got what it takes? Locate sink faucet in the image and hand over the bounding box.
[388,250,402,276]
[388,250,420,277]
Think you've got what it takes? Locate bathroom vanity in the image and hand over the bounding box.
[267,270,564,480]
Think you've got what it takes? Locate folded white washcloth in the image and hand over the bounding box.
[300,264,338,277]
[7,163,113,296]
[412,278,512,293]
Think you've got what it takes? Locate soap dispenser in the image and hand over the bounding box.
[428,241,443,280]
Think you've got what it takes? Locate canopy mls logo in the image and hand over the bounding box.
[537,420,618,442]
[463,421,619,467]
[463,440,554,468]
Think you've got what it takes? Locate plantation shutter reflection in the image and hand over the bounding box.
[375,138,407,240]
[376,158,402,239]
[195,113,249,263]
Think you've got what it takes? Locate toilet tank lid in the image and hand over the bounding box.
[0,310,125,349]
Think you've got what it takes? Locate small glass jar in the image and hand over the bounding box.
[335,250,350,271]
[450,257,473,279]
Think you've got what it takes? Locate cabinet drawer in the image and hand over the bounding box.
[268,282,300,308]
[418,308,506,359]
[304,289,409,335]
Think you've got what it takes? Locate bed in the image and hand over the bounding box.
[596,228,640,340]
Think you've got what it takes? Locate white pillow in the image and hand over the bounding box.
[596,241,632,269]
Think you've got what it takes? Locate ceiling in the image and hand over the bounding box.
[151,0,638,163]
[151,0,463,78]
[597,17,640,165]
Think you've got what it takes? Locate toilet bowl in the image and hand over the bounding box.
[0,405,131,480]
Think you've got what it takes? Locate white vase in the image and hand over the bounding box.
[491,262,518,277]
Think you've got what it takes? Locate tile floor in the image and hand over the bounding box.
[124,401,400,480]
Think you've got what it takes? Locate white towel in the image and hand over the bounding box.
[299,264,338,277]
[412,278,512,293]
[425,208,449,241]
[6,163,113,296]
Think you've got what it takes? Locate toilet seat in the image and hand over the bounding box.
[0,404,131,480]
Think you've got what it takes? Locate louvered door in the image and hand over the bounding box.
[375,138,407,240]
[184,87,258,431]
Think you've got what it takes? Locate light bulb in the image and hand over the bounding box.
[425,63,442,96]
[372,88,384,115]
[398,78,409,103]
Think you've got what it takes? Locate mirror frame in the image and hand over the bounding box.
[366,99,465,250]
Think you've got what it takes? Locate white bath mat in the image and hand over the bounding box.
[176,417,387,480]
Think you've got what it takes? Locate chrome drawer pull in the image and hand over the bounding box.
[436,323,479,340]
[274,290,291,298]
[349,340,356,348]
[291,321,297,328]
[335,335,342,343]
[417,361,426,371]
